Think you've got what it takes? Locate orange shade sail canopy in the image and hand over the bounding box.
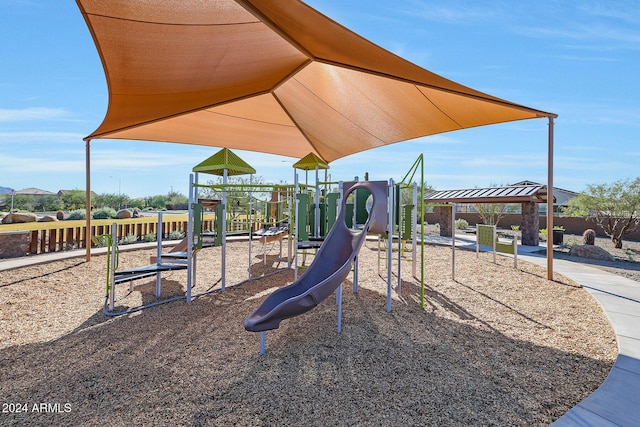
[77,0,555,163]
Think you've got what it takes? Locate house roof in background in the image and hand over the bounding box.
[15,188,56,196]
[512,180,578,196]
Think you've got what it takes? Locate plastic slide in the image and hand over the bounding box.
[244,181,388,332]
[169,236,189,253]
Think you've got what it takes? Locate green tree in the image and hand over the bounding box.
[149,194,168,209]
[129,198,146,209]
[62,190,88,209]
[94,192,130,210]
[472,202,514,226]
[199,176,268,216]
[41,195,64,212]
[12,194,35,212]
[167,190,188,208]
[565,178,640,249]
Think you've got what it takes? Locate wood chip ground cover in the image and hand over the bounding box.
[0,240,617,426]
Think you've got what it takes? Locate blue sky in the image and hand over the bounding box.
[1,1,639,198]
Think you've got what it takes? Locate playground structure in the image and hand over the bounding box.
[101,148,431,355]
[104,208,202,314]
[245,180,390,354]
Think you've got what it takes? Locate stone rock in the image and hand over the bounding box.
[132,208,140,218]
[39,215,59,222]
[1,212,38,224]
[581,229,596,245]
[569,244,614,262]
[116,209,132,219]
[56,210,65,220]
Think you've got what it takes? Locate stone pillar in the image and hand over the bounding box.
[521,202,539,246]
[0,231,29,259]
[435,205,452,237]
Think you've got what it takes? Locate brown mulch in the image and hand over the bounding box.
[0,239,617,426]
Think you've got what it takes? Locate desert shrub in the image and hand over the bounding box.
[67,209,86,220]
[119,234,138,245]
[454,218,468,230]
[144,232,156,242]
[169,230,185,240]
[582,229,596,245]
[92,207,117,219]
[92,235,109,247]
[511,225,520,231]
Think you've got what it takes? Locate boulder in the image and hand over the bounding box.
[39,215,59,222]
[116,209,132,219]
[569,244,614,262]
[1,212,38,224]
[56,210,65,220]
[581,229,596,245]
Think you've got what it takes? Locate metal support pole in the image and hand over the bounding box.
[386,179,394,313]
[547,116,555,280]
[85,140,92,262]
[187,175,194,303]
[109,222,117,311]
[352,176,359,230]
[353,257,359,294]
[492,225,497,264]
[452,203,456,281]
[412,183,418,278]
[156,212,163,298]
[314,166,320,238]
[294,174,299,280]
[248,174,253,280]
[260,331,266,356]
[192,173,199,294]
[337,283,343,334]
[222,169,228,291]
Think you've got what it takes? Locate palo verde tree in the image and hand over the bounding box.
[472,183,517,226]
[565,178,640,249]
[200,176,269,217]
[62,189,88,209]
[472,203,516,227]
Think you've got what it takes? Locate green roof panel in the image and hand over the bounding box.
[192,148,256,176]
[293,152,329,171]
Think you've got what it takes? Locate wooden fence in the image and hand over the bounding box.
[0,214,221,257]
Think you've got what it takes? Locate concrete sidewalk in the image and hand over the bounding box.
[522,252,640,426]
[0,241,179,272]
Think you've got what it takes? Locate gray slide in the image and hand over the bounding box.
[244,181,388,332]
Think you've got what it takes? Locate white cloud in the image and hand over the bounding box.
[0,131,85,143]
[0,107,71,122]
[0,153,84,173]
[401,1,500,24]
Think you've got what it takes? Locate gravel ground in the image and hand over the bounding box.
[0,237,619,426]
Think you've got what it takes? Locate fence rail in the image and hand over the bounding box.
[0,214,222,257]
